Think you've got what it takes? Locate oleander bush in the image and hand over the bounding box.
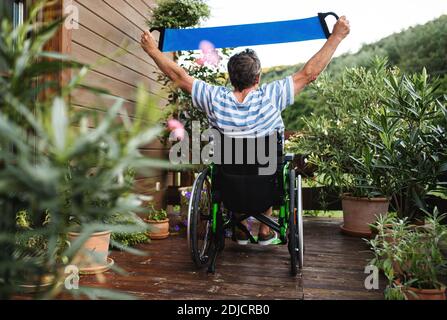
[0,1,170,299]
[288,57,447,219]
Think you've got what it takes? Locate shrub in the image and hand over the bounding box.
[291,56,447,218]
[368,209,447,299]
[147,0,210,29]
[291,57,393,198]
[0,1,170,299]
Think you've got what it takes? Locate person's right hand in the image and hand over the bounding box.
[332,16,350,41]
[141,30,158,54]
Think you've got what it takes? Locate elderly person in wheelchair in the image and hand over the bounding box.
[141,17,350,275]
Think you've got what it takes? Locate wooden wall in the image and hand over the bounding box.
[65,0,171,208]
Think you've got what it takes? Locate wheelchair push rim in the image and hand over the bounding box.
[288,170,305,275]
[288,169,298,276]
[297,174,304,269]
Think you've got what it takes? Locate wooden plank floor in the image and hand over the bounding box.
[303,218,384,300]
[78,218,384,300]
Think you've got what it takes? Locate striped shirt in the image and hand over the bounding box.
[191,76,295,138]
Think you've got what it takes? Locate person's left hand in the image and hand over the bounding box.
[332,16,350,41]
[141,31,158,54]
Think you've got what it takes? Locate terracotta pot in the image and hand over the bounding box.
[18,273,57,294]
[68,230,113,274]
[341,196,390,238]
[145,219,170,240]
[404,286,446,300]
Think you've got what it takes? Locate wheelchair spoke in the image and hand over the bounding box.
[200,221,211,258]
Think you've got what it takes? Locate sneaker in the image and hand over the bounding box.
[236,229,250,246]
[258,230,277,246]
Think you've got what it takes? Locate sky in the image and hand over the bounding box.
[204,0,447,67]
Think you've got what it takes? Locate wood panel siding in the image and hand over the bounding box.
[43,0,73,90]
[66,0,170,208]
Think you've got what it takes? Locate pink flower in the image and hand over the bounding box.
[167,119,185,141]
[195,57,206,66]
[195,40,221,67]
[200,40,215,54]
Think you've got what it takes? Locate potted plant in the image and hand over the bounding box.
[296,58,447,237]
[362,69,447,221]
[341,196,390,237]
[67,230,113,275]
[0,0,170,299]
[15,211,61,293]
[297,58,393,237]
[368,209,447,300]
[145,203,170,240]
[368,213,414,277]
[108,213,150,249]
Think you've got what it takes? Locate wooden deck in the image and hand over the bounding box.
[79,218,384,300]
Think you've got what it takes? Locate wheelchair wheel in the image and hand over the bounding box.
[188,168,213,268]
[288,169,298,276]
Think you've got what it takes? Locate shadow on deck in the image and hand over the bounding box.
[79,218,384,300]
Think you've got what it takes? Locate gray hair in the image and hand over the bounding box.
[227,49,261,91]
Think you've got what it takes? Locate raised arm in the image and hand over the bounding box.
[293,16,350,95]
[141,31,194,94]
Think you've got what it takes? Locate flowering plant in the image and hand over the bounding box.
[158,47,231,141]
[147,0,231,141]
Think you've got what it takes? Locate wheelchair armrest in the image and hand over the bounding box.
[284,153,295,162]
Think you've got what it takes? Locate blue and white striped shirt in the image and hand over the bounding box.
[191,76,295,138]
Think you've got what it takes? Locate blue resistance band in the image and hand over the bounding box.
[151,12,339,52]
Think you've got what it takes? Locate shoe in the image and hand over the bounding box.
[236,229,250,246]
[258,230,277,246]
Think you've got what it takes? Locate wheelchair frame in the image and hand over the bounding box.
[187,155,304,276]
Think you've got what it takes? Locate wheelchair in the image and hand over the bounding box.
[187,132,304,276]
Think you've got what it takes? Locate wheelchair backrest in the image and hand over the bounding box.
[212,130,285,214]
[211,130,284,174]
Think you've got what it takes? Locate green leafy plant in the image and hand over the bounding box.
[368,209,447,299]
[147,0,232,139]
[107,213,150,248]
[0,1,83,126]
[158,49,232,139]
[15,211,50,252]
[147,0,210,29]
[0,0,171,299]
[265,16,447,131]
[362,70,447,218]
[383,284,406,300]
[146,202,168,221]
[293,57,393,199]
[292,56,447,218]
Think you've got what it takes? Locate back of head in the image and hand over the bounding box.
[227,49,261,92]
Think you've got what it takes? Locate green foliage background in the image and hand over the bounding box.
[261,15,447,131]
[147,0,210,29]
